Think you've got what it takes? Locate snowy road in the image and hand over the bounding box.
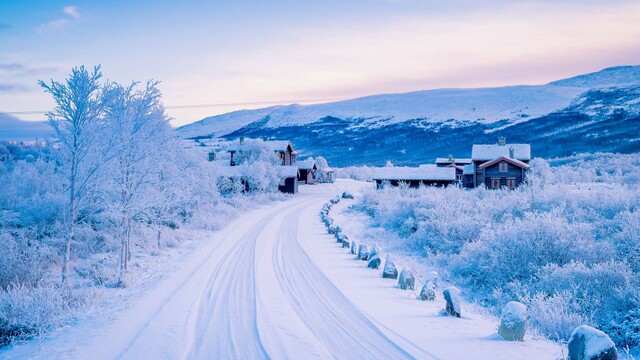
[3,180,563,360]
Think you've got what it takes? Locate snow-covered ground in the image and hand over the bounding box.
[1,179,563,359]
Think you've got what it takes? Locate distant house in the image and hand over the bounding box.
[214,138,301,194]
[372,165,457,189]
[470,137,530,189]
[277,166,299,194]
[297,159,317,184]
[435,155,472,182]
[227,138,297,166]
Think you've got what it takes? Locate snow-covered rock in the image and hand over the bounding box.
[368,245,380,259]
[341,192,354,199]
[568,325,617,360]
[443,286,461,318]
[367,254,381,269]
[382,255,398,279]
[328,225,337,235]
[357,244,369,261]
[398,268,415,290]
[498,301,527,341]
[341,239,350,248]
[419,272,438,301]
[350,241,358,255]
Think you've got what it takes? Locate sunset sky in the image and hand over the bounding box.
[1,0,639,126]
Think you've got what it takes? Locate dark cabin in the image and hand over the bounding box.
[277,166,299,194]
[372,165,457,189]
[297,160,317,184]
[478,156,529,189]
[471,137,531,189]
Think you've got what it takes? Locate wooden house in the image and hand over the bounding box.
[227,138,297,166]
[277,166,299,194]
[470,137,530,189]
[436,155,472,182]
[372,165,457,189]
[296,159,317,184]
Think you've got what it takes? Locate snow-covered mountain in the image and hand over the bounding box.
[177,66,640,166]
[0,114,52,141]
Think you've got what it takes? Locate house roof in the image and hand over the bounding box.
[297,159,317,170]
[471,143,531,161]
[435,158,472,164]
[226,139,294,153]
[463,164,475,175]
[215,164,242,177]
[372,165,456,181]
[277,165,299,178]
[478,156,530,170]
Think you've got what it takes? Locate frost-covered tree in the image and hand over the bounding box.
[39,66,111,285]
[102,80,174,286]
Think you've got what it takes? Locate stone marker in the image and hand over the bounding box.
[382,255,398,279]
[568,325,617,360]
[368,254,381,269]
[419,272,438,301]
[357,244,369,261]
[443,286,461,317]
[351,241,358,255]
[398,267,415,290]
[498,301,527,341]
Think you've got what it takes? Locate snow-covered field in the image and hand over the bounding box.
[1,180,563,359]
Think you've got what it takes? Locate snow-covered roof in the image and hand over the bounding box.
[297,160,316,170]
[478,156,530,170]
[435,158,472,165]
[372,165,456,181]
[463,165,475,175]
[471,144,531,161]
[226,139,293,153]
[215,165,242,177]
[264,140,293,153]
[277,165,299,178]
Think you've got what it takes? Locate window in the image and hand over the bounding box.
[499,162,508,172]
[491,178,500,189]
[507,178,516,189]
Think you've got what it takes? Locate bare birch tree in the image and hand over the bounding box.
[39,66,109,285]
[103,80,173,287]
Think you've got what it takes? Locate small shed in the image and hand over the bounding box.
[371,165,457,189]
[297,159,318,184]
[277,166,299,194]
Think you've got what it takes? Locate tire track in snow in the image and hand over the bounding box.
[184,214,276,359]
[271,201,424,359]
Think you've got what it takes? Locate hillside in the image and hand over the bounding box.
[177,66,640,166]
[0,114,52,141]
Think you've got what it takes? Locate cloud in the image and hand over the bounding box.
[36,5,80,33]
[0,84,30,93]
[0,63,59,76]
[63,6,80,19]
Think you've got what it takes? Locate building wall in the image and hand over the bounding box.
[481,161,525,189]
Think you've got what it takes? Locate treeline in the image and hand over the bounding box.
[0,66,226,345]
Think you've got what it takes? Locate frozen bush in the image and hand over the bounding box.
[451,212,611,294]
[0,283,84,345]
[521,291,591,341]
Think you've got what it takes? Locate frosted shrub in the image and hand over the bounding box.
[522,291,591,341]
[451,212,610,292]
[0,283,82,345]
[0,232,54,290]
